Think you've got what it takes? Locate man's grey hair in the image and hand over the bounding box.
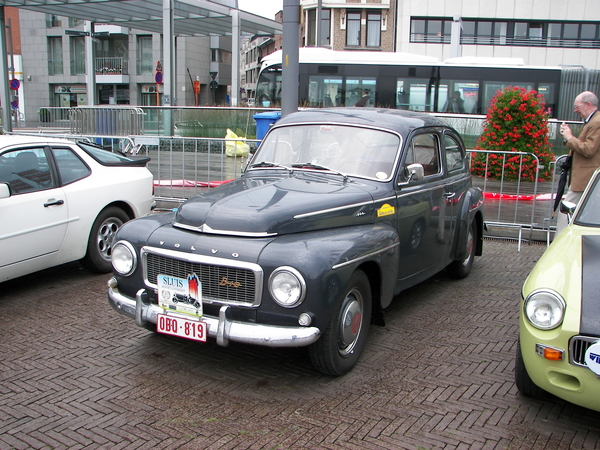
[579,91,598,107]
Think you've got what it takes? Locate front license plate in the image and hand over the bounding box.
[156,314,207,342]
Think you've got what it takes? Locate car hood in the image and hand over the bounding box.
[173,173,376,236]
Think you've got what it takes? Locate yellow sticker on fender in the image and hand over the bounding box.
[377,203,395,217]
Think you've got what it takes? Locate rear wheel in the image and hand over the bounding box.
[515,341,548,398]
[447,221,475,279]
[81,206,129,273]
[309,270,372,376]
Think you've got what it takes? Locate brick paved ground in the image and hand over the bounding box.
[1,239,599,450]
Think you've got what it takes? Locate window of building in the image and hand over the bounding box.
[320,9,331,46]
[410,17,600,49]
[70,37,86,75]
[45,14,62,28]
[346,12,361,46]
[307,9,330,46]
[211,49,232,64]
[48,37,63,76]
[367,12,381,47]
[68,18,84,27]
[137,36,153,74]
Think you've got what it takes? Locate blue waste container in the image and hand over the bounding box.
[253,111,281,140]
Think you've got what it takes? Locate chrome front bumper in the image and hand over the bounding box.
[108,279,320,348]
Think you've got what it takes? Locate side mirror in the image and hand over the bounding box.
[560,200,577,224]
[404,163,424,183]
[0,183,10,199]
[559,200,576,215]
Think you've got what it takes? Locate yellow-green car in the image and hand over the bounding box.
[516,168,600,412]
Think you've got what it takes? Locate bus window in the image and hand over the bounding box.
[438,82,479,114]
[308,76,343,107]
[346,78,376,107]
[396,79,434,111]
[537,84,555,113]
[483,82,534,112]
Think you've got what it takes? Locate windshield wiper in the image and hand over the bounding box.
[249,161,292,172]
[291,162,348,180]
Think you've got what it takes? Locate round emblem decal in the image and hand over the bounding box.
[585,342,600,376]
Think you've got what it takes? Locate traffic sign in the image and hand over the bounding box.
[10,78,20,90]
[11,100,18,109]
[210,80,218,90]
[155,71,163,84]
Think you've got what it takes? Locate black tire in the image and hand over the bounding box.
[309,270,372,376]
[447,221,475,279]
[81,206,130,273]
[515,341,548,398]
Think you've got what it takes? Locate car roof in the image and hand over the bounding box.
[0,134,75,149]
[273,108,451,135]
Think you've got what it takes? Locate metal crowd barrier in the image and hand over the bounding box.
[7,127,566,246]
[69,107,144,136]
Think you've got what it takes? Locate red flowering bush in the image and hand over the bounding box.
[471,87,554,181]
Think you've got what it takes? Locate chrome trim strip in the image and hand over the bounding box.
[293,201,373,219]
[173,221,277,237]
[331,242,400,270]
[108,286,321,348]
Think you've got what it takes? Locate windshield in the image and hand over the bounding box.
[255,68,282,107]
[250,124,401,181]
[575,174,600,226]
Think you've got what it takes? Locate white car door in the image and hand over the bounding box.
[0,147,68,274]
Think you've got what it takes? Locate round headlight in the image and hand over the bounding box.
[269,266,306,308]
[524,289,565,330]
[111,241,137,276]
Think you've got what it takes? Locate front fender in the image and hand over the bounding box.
[454,187,484,260]
[257,224,400,330]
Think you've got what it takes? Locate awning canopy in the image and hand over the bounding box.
[0,0,282,37]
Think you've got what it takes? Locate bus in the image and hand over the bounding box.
[255,48,600,120]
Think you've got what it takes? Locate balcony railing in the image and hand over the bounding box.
[95,57,129,75]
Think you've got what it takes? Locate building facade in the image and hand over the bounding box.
[296,0,600,70]
[300,0,395,51]
[397,0,600,70]
[11,7,234,123]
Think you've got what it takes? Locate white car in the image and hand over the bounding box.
[0,135,154,282]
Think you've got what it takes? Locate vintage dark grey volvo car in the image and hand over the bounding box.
[108,108,484,375]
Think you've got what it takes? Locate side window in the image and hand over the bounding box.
[52,148,90,185]
[405,133,440,177]
[444,134,465,172]
[0,148,54,195]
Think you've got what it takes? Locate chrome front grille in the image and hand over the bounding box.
[143,247,262,307]
[569,336,599,367]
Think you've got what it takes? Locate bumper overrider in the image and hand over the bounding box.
[108,278,321,348]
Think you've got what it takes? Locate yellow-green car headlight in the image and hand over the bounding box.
[524,289,565,330]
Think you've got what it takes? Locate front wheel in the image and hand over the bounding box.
[309,270,372,376]
[81,206,130,273]
[447,221,475,279]
[515,341,548,398]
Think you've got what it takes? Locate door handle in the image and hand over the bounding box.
[443,192,455,199]
[44,199,65,207]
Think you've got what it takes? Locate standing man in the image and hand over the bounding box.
[558,91,600,234]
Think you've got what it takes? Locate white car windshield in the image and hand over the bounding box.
[251,124,401,181]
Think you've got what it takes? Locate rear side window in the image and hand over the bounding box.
[444,134,465,172]
[52,148,91,185]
